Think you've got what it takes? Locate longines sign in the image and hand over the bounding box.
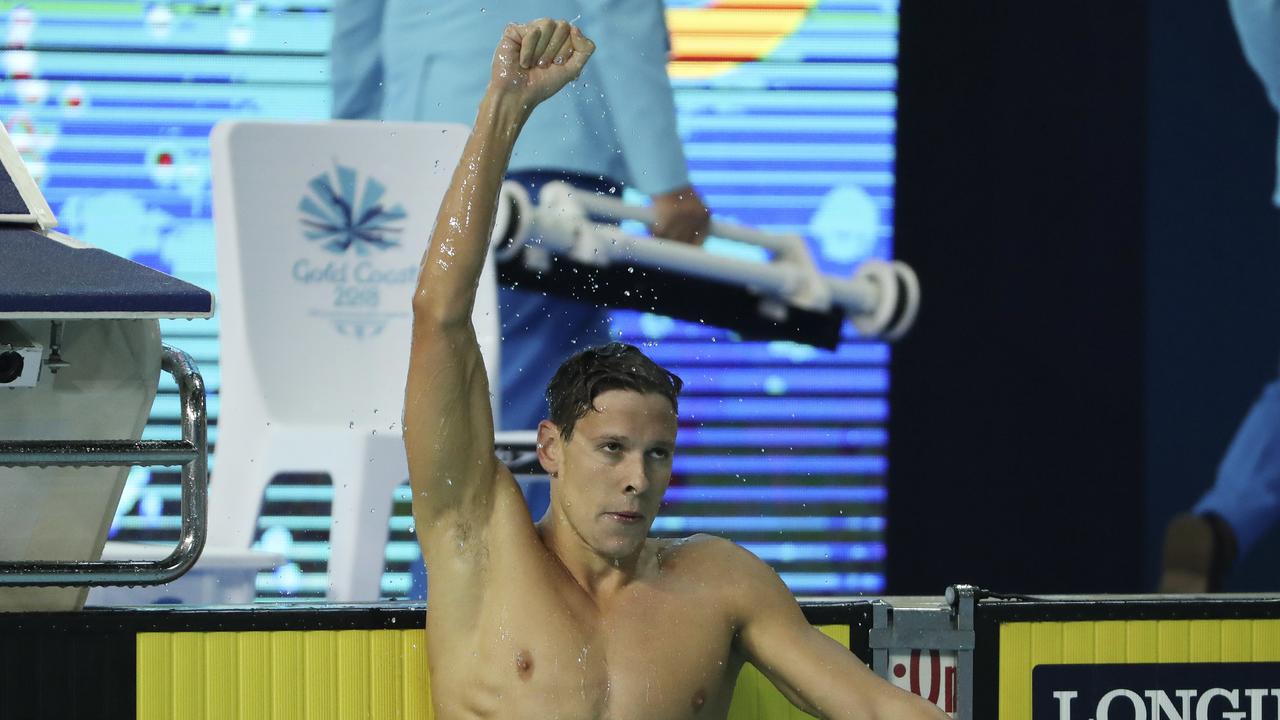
[1033,664,1280,720]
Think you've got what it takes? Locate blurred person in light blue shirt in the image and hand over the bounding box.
[1231,0,1280,207]
[331,1,710,430]
[1160,0,1280,592]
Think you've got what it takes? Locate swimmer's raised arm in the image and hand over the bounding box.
[404,21,594,563]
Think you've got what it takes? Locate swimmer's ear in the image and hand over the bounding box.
[536,419,563,477]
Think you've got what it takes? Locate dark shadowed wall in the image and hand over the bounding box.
[889,0,1279,594]
[1142,0,1280,591]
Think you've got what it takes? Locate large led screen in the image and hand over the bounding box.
[1,0,897,598]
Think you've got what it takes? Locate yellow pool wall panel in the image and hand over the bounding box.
[137,624,849,720]
[137,629,433,720]
[997,618,1280,720]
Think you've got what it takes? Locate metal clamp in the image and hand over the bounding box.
[0,344,207,587]
[869,586,978,720]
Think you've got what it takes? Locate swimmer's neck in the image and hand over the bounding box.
[536,515,659,603]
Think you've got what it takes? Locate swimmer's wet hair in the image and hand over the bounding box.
[545,342,683,440]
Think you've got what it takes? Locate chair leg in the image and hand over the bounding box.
[326,436,406,602]
[207,424,277,551]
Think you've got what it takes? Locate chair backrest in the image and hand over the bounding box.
[211,120,498,428]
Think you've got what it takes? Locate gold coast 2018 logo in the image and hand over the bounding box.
[294,162,417,338]
[300,163,405,255]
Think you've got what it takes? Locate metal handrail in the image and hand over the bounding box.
[0,344,208,587]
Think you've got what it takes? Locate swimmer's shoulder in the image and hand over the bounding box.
[652,535,783,616]
[655,534,783,587]
[653,532,718,557]
[652,533,757,575]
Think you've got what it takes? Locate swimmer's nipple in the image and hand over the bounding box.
[515,649,534,679]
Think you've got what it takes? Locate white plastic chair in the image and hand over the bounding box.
[208,120,500,602]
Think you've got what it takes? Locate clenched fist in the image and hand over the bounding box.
[490,18,595,108]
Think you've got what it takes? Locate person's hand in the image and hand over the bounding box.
[651,186,711,245]
[489,19,594,109]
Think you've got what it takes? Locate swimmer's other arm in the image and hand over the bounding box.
[403,21,594,570]
[723,539,951,719]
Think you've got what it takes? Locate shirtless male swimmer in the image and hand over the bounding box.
[404,18,949,720]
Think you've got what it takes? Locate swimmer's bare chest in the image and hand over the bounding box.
[426,523,742,719]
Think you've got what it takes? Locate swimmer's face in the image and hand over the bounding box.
[540,389,677,561]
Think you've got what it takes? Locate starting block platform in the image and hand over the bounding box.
[0,120,214,611]
[0,226,213,320]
